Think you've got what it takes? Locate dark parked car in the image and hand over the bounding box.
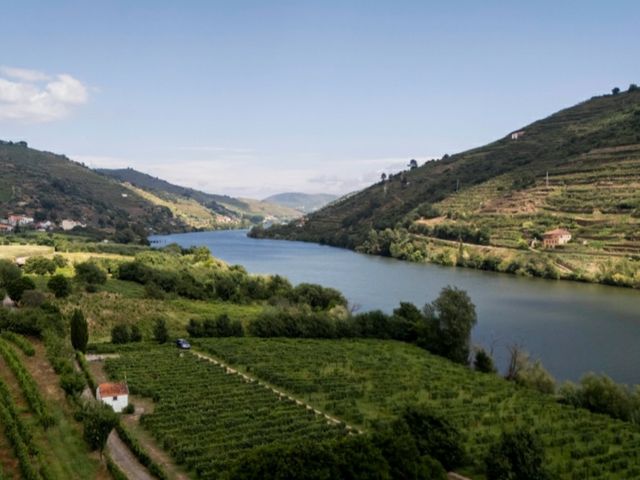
[176,338,191,350]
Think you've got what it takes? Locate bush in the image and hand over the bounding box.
[123,403,135,414]
[75,262,107,285]
[111,324,130,344]
[153,318,168,344]
[60,371,86,397]
[485,429,550,480]
[474,349,497,374]
[48,274,72,298]
[20,290,46,308]
[130,325,143,342]
[23,257,57,275]
[6,277,36,302]
[559,374,640,423]
[0,260,22,288]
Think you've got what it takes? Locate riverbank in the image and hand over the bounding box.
[151,229,640,385]
[250,225,640,290]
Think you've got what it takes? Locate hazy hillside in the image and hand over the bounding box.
[98,168,301,225]
[263,192,338,213]
[253,87,640,287]
[0,141,184,236]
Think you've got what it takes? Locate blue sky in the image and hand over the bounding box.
[1,1,639,198]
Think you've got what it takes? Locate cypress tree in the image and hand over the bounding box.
[70,309,89,353]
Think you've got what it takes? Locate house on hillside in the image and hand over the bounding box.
[0,224,14,233]
[510,130,526,140]
[96,382,129,412]
[542,228,571,248]
[2,295,16,309]
[8,215,34,226]
[61,219,86,231]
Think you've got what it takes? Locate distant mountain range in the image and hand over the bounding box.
[263,192,338,213]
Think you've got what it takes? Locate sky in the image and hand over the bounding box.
[1,1,639,199]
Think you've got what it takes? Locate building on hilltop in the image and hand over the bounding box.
[510,130,526,140]
[542,228,571,248]
[96,382,129,412]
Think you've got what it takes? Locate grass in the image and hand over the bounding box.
[0,245,54,260]
[194,338,640,480]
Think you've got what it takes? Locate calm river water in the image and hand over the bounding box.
[150,229,640,384]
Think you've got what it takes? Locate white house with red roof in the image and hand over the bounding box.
[96,382,129,412]
[542,228,571,248]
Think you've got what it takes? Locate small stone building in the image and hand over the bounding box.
[96,382,129,412]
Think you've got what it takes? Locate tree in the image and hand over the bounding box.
[48,274,72,298]
[24,256,57,275]
[111,324,130,344]
[82,402,118,456]
[418,286,477,364]
[153,318,168,343]
[380,173,387,182]
[629,83,639,92]
[6,276,36,302]
[70,309,89,352]
[74,261,107,286]
[21,289,46,308]
[0,259,22,288]
[485,430,550,480]
[474,348,497,374]
[612,87,620,95]
[408,159,419,170]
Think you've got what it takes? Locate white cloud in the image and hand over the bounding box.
[0,66,89,123]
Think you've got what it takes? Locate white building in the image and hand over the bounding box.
[96,382,129,412]
[61,219,86,231]
[510,130,526,140]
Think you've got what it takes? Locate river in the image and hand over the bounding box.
[150,229,640,385]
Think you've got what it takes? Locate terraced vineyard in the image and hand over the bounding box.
[104,347,348,479]
[196,338,640,480]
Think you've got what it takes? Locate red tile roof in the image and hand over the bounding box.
[543,228,570,237]
[98,382,129,397]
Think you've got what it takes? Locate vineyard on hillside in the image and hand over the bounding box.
[104,347,348,478]
[196,338,640,479]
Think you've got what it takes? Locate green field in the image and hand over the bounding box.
[194,338,640,479]
[104,346,348,478]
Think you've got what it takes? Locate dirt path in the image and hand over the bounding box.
[107,431,155,480]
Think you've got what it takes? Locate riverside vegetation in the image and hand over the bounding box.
[0,234,639,478]
[252,86,640,288]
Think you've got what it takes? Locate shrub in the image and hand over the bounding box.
[153,318,168,344]
[130,325,143,342]
[485,429,550,480]
[123,403,135,414]
[47,274,72,298]
[474,349,497,374]
[6,277,36,302]
[75,261,107,285]
[60,371,86,396]
[20,290,46,308]
[111,324,130,344]
[23,256,57,275]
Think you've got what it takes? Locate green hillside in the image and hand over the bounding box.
[263,192,338,213]
[254,87,640,287]
[98,167,302,224]
[0,141,184,236]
